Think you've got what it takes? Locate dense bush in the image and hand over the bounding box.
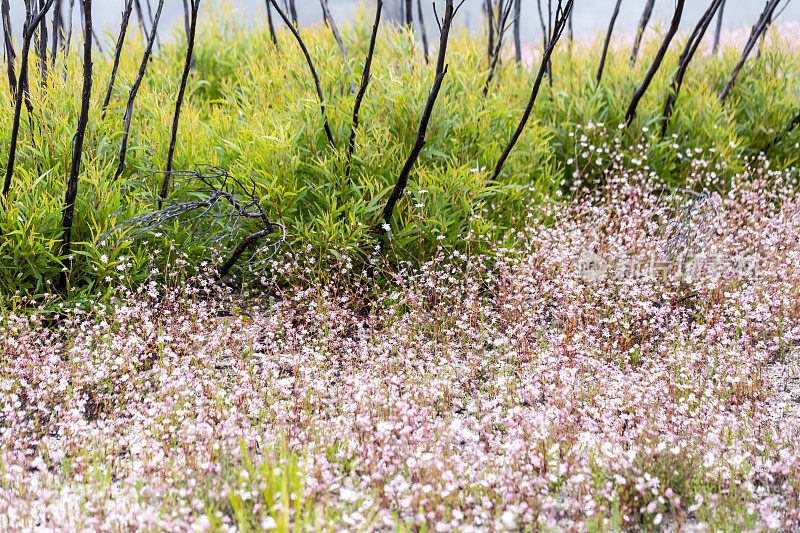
[1,7,799,298]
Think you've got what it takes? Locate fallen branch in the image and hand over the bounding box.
[102,168,284,281]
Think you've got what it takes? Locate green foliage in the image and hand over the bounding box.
[1,8,799,298]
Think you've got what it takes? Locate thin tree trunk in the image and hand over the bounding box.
[288,0,297,26]
[405,0,412,28]
[661,0,724,135]
[113,0,164,180]
[712,0,725,54]
[65,0,74,55]
[1,0,16,98]
[133,0,149,36]
[596,0,622,86]
[319,0,356,94]
[265,0,279,51]
[50,0,62,67]
[624,0,685,125]
[513,0,521,63]
[380,0,460,235]
[417,0,428,64]
[483,0,513,97]
[57,0,92,292]
[491,0,572,181]
[719,0,781,102]
[36,0,49,86]
[101,0,134,118]
[346,0,382,178]
[2,0,55,202]
[268,0,335,147]
[159,0,201,208]
[629,0,654,65]
[485,0,494,68]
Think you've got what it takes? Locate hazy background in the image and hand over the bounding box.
[6,1,799,44]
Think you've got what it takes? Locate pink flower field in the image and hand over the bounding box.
[2,143,800,531]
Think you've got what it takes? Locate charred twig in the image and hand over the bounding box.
[379,0,464,238]
[596,0,622,87]
[50,0,63,67]
[102,168,284,281]
[113,0,164,180]
[1,0,16,98]
[661,0,724,136]
[346,0,383,178]
[712,0,725,54]
[101,0,134,119]
[624,0,684,125]
[490,0,572,181]
[265,0,279,51]
[513,0,521,63]
[1,0,55,202]
[652,187,715,261]
[417,0,429,64]
[269,0,335,147]
[57,0,92,292]
[629,0,654,66]
[36,0,49,86]
[483,0,513,98]
[485,0,494,68]
[719,0,781,102]
[160,0,200,209]
[133,0,149,36]
[288,0,297,26]
[405,0,413,28]
[319,0,356,94]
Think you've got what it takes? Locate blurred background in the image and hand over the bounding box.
[6,0,800,44]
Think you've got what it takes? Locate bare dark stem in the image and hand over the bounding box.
[35,0,49,86]
[57,0,92,292]
[113,0,164,181]
[513,0,521,63]
[624,0,684,125]
[101,0,134,119]
[159,0,200,209]
[265,0,279,51]
[719,0,781,102]
[319,0,356,94]
[483,0,513,98]
[269,0,335,147]
[491,0,571,181]
[485,0,494,68]
[661,0,723,136]
[596,0,622,87]
[629,0,654,65]
[417,0,429,64]
[1,0,16,98]
[346,0,382,179]
[712,0,725,54]
[2,0,55,201]
[50,0,63,67]
[380,0,459,234]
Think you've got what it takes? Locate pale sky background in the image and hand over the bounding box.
[6,1,799,44]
